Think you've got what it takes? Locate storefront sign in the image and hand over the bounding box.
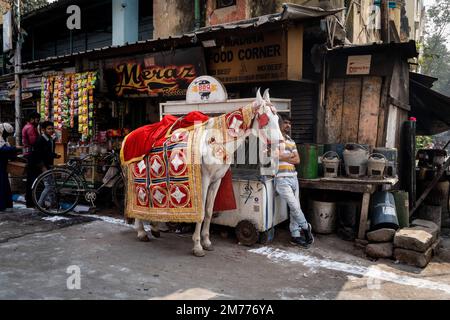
[347,55,372,75]
[206,27,303,84]
[22,75,43,92]
[186,76,228,103]
[105,47,207,98]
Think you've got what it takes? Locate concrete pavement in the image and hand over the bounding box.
[1,208,450,300]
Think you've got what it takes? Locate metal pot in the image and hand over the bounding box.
[343,144,369,178]
[368,153,387,179]
[321,151,340,178]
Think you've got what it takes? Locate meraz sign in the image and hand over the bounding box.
[114,64,197,97]
[104,47,207,97]
[206,26,303,84]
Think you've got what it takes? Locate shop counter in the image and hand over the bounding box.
[299,177,399,240]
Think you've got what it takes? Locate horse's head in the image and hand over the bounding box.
[252,89,284,146]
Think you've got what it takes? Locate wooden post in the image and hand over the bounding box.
[358,192,371,240]
[380,0,390,43]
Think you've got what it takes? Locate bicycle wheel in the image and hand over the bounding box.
[32,169,82,215]
[112,176,125,213]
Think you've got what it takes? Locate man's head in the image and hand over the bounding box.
[41,121,55,137]
[278,114,292,136]
[28,112,41,125]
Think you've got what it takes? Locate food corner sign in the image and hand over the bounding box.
[206,26,303,84]
[105,47,207,97]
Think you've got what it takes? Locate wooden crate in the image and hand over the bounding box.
[7,161,27,177]
[54,143,67,166]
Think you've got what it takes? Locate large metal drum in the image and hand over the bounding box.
[370,192,399,231]
[298,144,318,179]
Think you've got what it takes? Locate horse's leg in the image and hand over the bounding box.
[150,221,160,238]
[135,218,150,242]
[201,179,222,251]
[192,178,210,257]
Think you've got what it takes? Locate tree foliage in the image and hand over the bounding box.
[7,0,49,15]
[22,0,48,14]
[416,136,434,150]
[421,0,450,95]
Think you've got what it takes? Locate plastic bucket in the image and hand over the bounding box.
[310,200,337,234]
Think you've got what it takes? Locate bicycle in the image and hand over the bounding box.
[31,150,125,215]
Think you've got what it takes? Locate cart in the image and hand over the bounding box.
[160,95,291,246]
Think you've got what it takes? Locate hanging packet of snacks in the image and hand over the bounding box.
[78,72,89,140]
[88,72,97,138]
[53,76,61,130]
[62,75,71,128]
[40,77,52,120]
[69,74,76,128]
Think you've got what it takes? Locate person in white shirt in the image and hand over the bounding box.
[275,115,314,248]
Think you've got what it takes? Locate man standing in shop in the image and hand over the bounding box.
[31,121,61,208]
[275,115,314,248]
[22,112,41,208]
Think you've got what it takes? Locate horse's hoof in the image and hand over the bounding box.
[193,249,206,257]
[138,234,150,242]
[202,242,214,251]
[151,230,161,238]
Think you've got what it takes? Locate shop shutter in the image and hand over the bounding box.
[266,82,318,145]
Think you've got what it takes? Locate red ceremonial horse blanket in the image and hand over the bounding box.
[121,108,253,222]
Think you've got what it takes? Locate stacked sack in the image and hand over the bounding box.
[365,228,396,260]
[393,219,441,268]
[364,221,441,268]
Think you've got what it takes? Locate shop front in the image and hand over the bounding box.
[204,24,319,145]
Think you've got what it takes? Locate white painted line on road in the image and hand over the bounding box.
[42,216,70,222]
[250,246,450,295]
[71,214,152,232]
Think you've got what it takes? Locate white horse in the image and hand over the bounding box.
[134,89,284,257]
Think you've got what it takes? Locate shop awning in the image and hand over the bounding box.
[410,74,450,136]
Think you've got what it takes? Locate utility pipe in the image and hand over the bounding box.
[194,0,201,30]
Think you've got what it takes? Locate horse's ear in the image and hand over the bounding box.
[256,88,263,104]
[263,89,271,103]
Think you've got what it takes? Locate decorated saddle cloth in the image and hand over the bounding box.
[122,105,254,223]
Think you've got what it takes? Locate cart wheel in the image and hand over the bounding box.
[236,220,259,246]
[259,228,275,245]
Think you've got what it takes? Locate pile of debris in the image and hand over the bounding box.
[365,219,441,268]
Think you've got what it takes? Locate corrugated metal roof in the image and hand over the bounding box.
[328,40,419,59]
[22,3,344,68]
[23,0,82,19]
[411,79,450,135]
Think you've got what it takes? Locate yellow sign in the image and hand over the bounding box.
[206,27,303,84]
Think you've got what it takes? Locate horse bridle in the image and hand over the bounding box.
[253,103,279,145]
